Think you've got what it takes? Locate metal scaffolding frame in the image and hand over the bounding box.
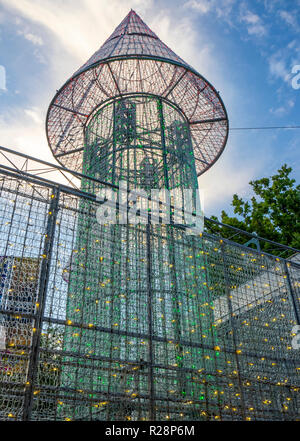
[0,149,299,421]
[0,10,299,421]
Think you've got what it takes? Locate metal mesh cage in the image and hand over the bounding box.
[46,10,228,177]
[0,10,299,422]
[0,168,299,421]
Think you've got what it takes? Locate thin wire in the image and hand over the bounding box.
[230,125,300,131]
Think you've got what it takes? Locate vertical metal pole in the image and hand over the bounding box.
[112,100,116,186]
[146,222,155,420]
[23,186,60,421]
[157,99,169,191]
[106,223,118,420]
[220,242,246,420]
[283,260,300,325]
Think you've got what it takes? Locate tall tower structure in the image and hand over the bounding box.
[46,10,228,420]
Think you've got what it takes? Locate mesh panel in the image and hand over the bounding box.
[0,173,299,421]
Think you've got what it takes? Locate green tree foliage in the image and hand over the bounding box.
[207,165,300,253]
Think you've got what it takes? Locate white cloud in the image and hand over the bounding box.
[268,48,294,84]
[18,30,43,46]
[279,10,299,30]
[240,8,267,37]
[269,55,290,82]
[0,109,50,161]
[0,109,78,187]
[24,107,43,124]
[215,0,235,19]
[263,0,282,14]
[184,0,213,14]
[198,140,266,215]
[184,0,235,18]
[2,0,154,64]
[270,99,295,117]
[0,65,7,91]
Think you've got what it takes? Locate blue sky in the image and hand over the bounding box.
[0,0,299,217]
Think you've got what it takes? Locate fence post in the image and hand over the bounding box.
[146,223,155,420]
[220,241,246,419]
[23,186,60,421]
[283,260,300,326]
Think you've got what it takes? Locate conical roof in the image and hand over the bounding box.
[46,10,228,176]
[74,10,190,76]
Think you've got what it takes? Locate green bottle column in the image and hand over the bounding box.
[60,95,219,420]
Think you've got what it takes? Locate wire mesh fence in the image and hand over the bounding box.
[0,167,299,421]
